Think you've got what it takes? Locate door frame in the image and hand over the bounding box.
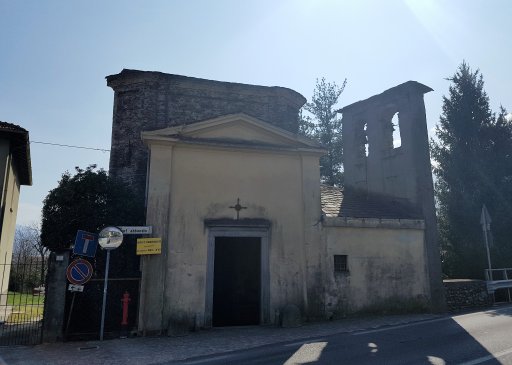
[205,223,270,327]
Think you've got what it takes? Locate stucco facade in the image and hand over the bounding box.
[322,220,428,316]
[137,113,431,333]
[139,114,325,333]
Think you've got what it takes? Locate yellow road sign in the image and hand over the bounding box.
[136,238,162,255]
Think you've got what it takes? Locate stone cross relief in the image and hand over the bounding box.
[229,198,247,220]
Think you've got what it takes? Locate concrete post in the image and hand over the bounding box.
[42,249,69,342]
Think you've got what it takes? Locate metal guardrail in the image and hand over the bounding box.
[487,280,512,291]
[484,268,512,281]
[485,268,512,301]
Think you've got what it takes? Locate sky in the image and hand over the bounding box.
[1,0,511,227]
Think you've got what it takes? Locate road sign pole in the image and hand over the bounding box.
[481,205,493,281]
[97,226,124,342]
[65,292,77,337]
[100,249,111,341]
[483,228,493,281]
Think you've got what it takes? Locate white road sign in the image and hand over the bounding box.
[68,284,84,292]
[118,226,153,235]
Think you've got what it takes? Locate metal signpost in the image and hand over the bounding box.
[98,226,124,341]
[480,204,493,280]
[65,258,94,334]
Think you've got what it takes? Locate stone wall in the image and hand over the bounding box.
[106,69,306,197]
[443,279,492,311]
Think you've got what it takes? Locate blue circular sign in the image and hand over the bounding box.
[66,259,93,285]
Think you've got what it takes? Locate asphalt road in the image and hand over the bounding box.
[174,306,512,365]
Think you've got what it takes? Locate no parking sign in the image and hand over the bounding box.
[66,259,93,285]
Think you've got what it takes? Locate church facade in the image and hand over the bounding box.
[106,70,444,334]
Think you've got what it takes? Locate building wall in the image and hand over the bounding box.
[106,70,306,196]
[0,140,21,308]
[323,222,429,316]
[110,75,443,333]
[140,139,430,332]
[140,141,322,333]
[341,82,432,202]
[340,81,445,311]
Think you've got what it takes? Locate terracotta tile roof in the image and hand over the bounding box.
[0,121,32,185]
[320,184,422,219]
[320,185,344,217]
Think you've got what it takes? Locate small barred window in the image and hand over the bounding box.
[334,255,348,273]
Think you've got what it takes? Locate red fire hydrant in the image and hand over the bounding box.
[121,291,131,326]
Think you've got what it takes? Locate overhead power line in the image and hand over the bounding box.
[31,141,110,152]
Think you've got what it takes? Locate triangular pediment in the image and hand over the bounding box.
[142,113,325,152]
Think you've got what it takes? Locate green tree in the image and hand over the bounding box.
[431,62,512,278]
[300,77,347,186]
[10,224,48,292]
[41,165,144,250]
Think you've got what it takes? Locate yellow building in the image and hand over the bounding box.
[0,122,32,312]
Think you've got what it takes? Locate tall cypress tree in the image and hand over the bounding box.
[300,77,347,186]
[432,62,512,278]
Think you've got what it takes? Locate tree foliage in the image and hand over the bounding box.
[431,62,512,278]
[10,223,48,292]
[41,165,144,250]
[300,77,347,186]
[13,223,47,261]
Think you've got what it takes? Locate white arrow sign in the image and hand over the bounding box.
[68,284,84,292]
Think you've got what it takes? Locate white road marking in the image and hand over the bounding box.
[353,317,448,335]
[427,355,446,365]
[283,342,328,365]
[183,354,235,364]
[284,339,326,347]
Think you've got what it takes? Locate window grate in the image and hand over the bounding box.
[334,255,348,273]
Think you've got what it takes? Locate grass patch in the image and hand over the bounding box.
[7,291,44,306]
[4,291,44,323]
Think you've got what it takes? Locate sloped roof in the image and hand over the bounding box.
[320,184,422,219]
[0,122,32,185]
